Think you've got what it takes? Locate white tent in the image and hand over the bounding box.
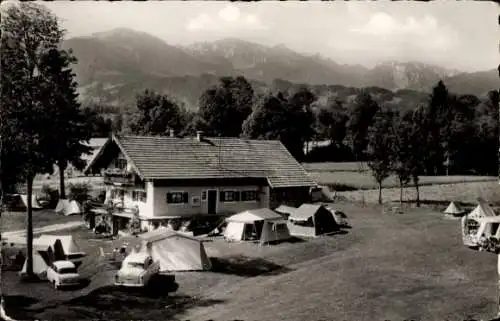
[55,199,81,216]
[139,230,212,272]
[224,208,291,244]
[288,204,339,237]
[36,235,85,258]
[20,194,42,209]
[274,205,297,218]
[444,201,465,215]
[9,194,42,211]
[468,201,496,219]
[19,247,53,279]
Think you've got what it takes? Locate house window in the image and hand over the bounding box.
[201,191,207,201]
[115,158,127,170]
[166,192,188,204]
[241,191,258,202]
[220,190,240,202]
[192,196,201,206]
[112,189,125,199]
[132,190,147,203]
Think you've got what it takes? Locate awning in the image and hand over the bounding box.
[113,212,136,219]
[146,216,183,220]
[90,208,109,215]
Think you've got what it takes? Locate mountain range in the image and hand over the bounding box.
[62,27,498,110]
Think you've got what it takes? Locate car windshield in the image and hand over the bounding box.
[59,267,77,274]
[127,262,144,269]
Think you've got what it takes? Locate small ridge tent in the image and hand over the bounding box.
[139,229,212,272]
[55,199,81,216]
[274,205,297,218]
[224,208,291,244]
[7,194,42,211]
[19,245,54,279]
[462,199,497,247]
[36,235,86,260]
[288,204,339,237]
[444,201,465,216]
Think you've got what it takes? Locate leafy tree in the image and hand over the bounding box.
[242,89,316,161]
[81,107,113,137]
[366,109,395,205]
[131,89,187,136]
[402,106,428,207]
[199,76,254,137]
[316,99,349,146]
[1,2,64,278]
[423,80,451,175]
[347,91,380,162]
[392,114,413,205]
[37,48,93,199]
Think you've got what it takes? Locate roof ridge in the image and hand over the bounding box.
[119,135,283,143]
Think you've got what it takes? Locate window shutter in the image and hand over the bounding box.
[235,191,241,202]
[220,191,225,202]
[166,193,172,203]
[183,192,189,203]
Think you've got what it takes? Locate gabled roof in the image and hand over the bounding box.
[289,203,325,221]
[227,208,283,223]
[84,135,317,188]
[139,229,201,243]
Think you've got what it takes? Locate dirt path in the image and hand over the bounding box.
[2,221,84,243]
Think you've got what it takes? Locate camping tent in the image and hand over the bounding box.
[288,204,339,237]
[7,194,42,211]
[274,205,297,218]
[461,199,497,247]
[55,199,81,216]
[444,201,465,216]
[224,208,291,244]
[19,245,54,279]
[36,235,86,259]
[468,200,496,219]
[139,230,212,272]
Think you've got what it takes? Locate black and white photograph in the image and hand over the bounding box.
[0,1,499,320]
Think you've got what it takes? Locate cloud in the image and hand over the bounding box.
[186,4,267,32]
[349,12,459,51]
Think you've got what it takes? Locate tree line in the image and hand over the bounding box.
[91,76,499,179]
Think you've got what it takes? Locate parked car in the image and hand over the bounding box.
[114,252,160,287]
[47,260,82,289]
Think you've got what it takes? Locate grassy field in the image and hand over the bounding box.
[3,202,500,321]
[302,162,369,172]
[337,180,500,207]
[309,170,496,190]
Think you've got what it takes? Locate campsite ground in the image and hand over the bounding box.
[3,201,500,321]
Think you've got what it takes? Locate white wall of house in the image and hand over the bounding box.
[104,185,150,216]
[152,184,267,217]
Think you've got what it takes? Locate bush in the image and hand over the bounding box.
[68,182,92,205]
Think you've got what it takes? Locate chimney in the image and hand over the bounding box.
[196,131,203,142]
[169,129,174,138]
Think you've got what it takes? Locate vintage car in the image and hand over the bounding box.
[47,260,82,289]
[114,252,160,287]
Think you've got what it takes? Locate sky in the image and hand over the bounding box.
[6,1,500,72]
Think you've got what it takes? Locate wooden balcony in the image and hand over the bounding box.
[103,168,135,186]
